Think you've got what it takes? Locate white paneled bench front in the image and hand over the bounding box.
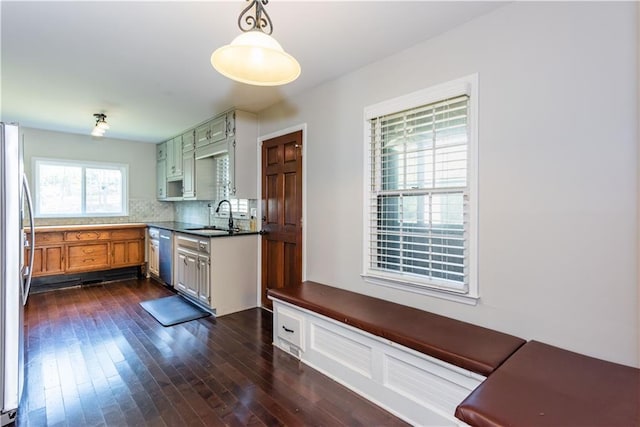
[268,282,525,426]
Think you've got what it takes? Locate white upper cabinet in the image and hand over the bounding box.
[228,110,258,199]
[182,130,195,152]
[156,110,258,201]
[195,114,227,149]
[166,135,183,180]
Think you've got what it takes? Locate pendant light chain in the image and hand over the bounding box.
[238,0,273,35]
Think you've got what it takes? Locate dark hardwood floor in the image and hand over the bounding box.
[19,278,407,427]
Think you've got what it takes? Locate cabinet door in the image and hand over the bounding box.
[226,111,235,138]
[182,130,195,152]
[166,138,175,176]
[229,110,258,199]
[173,136,183,177]
[157,142,166,160]
[111,240,144,267]
[176,248,198,299]
[228,141,236,196]
[42,246,64,275]
[195,122,211,148]
[157,159,167,199]
[166,136,183,179]
[182,150,195,199]
[209,115,227,144]
[148,239,159,276]
[197,255,210,306]
[26,245,64,277]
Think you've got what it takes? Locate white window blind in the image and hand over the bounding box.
[216,155,230,201]
[367,95,470,292]
[215,155,248,214]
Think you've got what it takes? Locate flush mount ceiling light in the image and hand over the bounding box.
[91,113,109,137]
[211,0,300,86]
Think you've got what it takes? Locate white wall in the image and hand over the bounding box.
[259,2,639,366]
[23,127,174,224]
[637,2,640,367]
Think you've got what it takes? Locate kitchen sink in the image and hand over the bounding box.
[185,226,225,231]
[186,228,232,235]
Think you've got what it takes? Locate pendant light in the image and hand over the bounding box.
[91,113,109,137]
[211,0,300,86]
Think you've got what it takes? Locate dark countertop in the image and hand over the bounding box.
[146,221,260,238]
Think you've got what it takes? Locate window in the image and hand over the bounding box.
[34,158,128,218]
[363,75,478,302]
[215,155,248,215]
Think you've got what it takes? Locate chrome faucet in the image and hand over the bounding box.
[215,199,234,231]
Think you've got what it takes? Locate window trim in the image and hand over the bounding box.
[362,74,479,304]
[33,157,129,218]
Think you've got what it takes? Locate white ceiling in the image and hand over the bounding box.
[1,1,503,143]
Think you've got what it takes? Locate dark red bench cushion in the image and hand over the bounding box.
[455,340,640,426]
[268,281,525,376]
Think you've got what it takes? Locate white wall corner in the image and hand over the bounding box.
[636,0,640,368]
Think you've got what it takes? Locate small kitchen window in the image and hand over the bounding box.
[33,158,128,218]
[363,75,478,304]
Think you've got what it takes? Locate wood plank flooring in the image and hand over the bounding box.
[19,278,407,426]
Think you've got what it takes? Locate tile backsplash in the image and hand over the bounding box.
[175,199,257,230]
[31,198,258,230]
[32,198,175,226]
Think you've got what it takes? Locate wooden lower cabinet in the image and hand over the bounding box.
[26,224,146,278]
[26,245,65,276]
[112,240,144,268]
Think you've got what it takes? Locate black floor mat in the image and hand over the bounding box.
[139,295,210,326]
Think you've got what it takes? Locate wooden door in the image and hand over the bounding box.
[261,130,303,309]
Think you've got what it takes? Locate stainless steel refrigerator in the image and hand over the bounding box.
[0,122,34,426]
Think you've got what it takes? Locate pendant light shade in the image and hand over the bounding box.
[211,0,300,86]
[211,31,300,86]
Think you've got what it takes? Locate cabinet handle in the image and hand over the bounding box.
[83,258,95,263]
[77,231,99,240]
[282,325,294,333]
[83,249,94,254]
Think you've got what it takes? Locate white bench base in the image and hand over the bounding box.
[271,298,484,426]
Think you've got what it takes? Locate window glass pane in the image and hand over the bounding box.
[85,168,123,213]
[37,164,82,214]
[435,145,467,187]
[34,159,127,217]
[369,95,469,289]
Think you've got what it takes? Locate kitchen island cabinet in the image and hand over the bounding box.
[173,231,257,316]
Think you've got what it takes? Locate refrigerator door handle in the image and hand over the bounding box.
[22,173,35,305]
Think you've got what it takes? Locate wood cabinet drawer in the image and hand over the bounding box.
[65,230,110,241]
[30,231,64,244]
[66,243,109,271]
[111,228,144,240]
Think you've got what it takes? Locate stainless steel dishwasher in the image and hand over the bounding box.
[158,229,173,287]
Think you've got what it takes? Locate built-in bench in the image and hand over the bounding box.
[455,340,640,427]
[268,281,525,425]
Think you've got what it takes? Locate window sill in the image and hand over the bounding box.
[362,274,479,306]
